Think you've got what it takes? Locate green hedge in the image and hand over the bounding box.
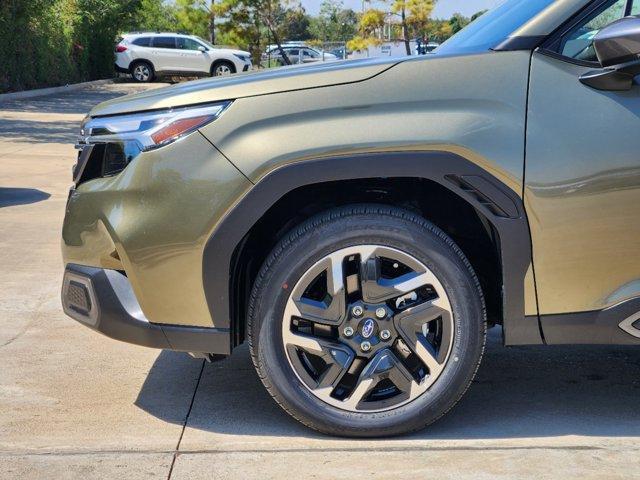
[0,0,139,93]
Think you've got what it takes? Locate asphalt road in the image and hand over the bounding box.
[1,82,639,479]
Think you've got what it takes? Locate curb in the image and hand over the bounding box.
[0,79,114,103]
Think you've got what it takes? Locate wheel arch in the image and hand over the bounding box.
[129,58,155,74]
[210,59,236,75]
[202,151,540,349]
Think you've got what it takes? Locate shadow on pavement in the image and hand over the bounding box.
[0,188,51,207]
[136,327,640,440]
[0,119,80,144]
[0,83,157,115]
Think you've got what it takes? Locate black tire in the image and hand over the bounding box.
[211,60,236,77]
[130,61,154,83]
[248,204,486,437]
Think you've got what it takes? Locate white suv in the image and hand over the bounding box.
[115,33,252,82]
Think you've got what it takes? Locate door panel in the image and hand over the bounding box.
[525,51,640,315]
[176,37,209,73]
[150,36,181,72]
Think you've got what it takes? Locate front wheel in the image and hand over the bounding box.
[248,205,486,437]
[211,60,235,76]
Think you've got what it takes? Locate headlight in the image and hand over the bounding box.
[74,101,231,183]
[80,101,231,151]
[233,54,248,62]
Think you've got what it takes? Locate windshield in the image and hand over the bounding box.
[436,0,557,54]
[196,37,216,49]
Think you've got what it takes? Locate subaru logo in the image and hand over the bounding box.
[361,319,375,339]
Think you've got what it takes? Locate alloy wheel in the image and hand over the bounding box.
[133,64,150,82]
[282,245,454,413]
[214,64,232,76]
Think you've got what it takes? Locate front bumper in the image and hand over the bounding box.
[62,132,251,329]
[62,264,231,354]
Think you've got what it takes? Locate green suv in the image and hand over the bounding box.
[61,0,640,437]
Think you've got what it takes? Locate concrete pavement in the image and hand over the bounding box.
[1,82,639,479]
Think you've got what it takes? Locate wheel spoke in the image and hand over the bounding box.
[394,298,452,375]
[342,348,414,410]
[282,244,456,413]
[282,328,324,352]
[283,328,356,391]
[361,253,438,303]
[291,253,346,325]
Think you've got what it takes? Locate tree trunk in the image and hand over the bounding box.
[209,2,215,44]
[263,11,291,65]
[401,7,411,55]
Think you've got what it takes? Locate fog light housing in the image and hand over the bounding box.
[62,271,99,326]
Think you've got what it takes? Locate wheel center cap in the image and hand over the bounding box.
[361,318,376,339]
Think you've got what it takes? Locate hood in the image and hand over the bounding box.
[216,47,250,57]
[90,57,401,117]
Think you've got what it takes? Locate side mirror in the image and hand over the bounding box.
[198,46,207,52]
[580,16,640,91]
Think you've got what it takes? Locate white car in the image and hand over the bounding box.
[263,46,338,65]
[115,33,252,82]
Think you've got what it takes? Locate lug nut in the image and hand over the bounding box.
[352,305,364,317]
[380,329,391,340]
[343,326,354,337]
[375,307,386,319]
[360,341,371,352]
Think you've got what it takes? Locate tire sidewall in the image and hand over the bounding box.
[211,61,235,76]
[250,208,485,436]
[131,61,153,83]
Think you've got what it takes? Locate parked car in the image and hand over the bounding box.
[265,41,306,52]
[64,0,640,437]
[114,33,252,82]
[263,45,338,65]
[414,40,440,55]
[328,46,347,60]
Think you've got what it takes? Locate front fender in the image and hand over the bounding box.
[202,151,540,345]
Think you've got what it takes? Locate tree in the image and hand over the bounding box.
[282,6,312,41]
[214,0,292,64]
[347,8,384,52]
[137,0,178,32]
[353,0,435,55]
[448,13,469,34]
[390,0,436,55]
[74,0,142,78]
[310,0,358,42]
[417,17,452,43]
[175,0,210,38]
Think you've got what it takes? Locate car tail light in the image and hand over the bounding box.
[115,45,128,53]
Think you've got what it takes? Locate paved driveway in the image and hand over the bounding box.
[1,83,639,479]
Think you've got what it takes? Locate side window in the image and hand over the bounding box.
[287,48,299,56]
[132,37,151,47]
[304,49,320,58]
[557,0,634,63]
[177,37,203,50]
[152,36,176,49]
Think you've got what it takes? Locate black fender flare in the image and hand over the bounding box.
[202,151,541,346]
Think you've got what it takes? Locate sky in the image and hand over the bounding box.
[300,0,501,19]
